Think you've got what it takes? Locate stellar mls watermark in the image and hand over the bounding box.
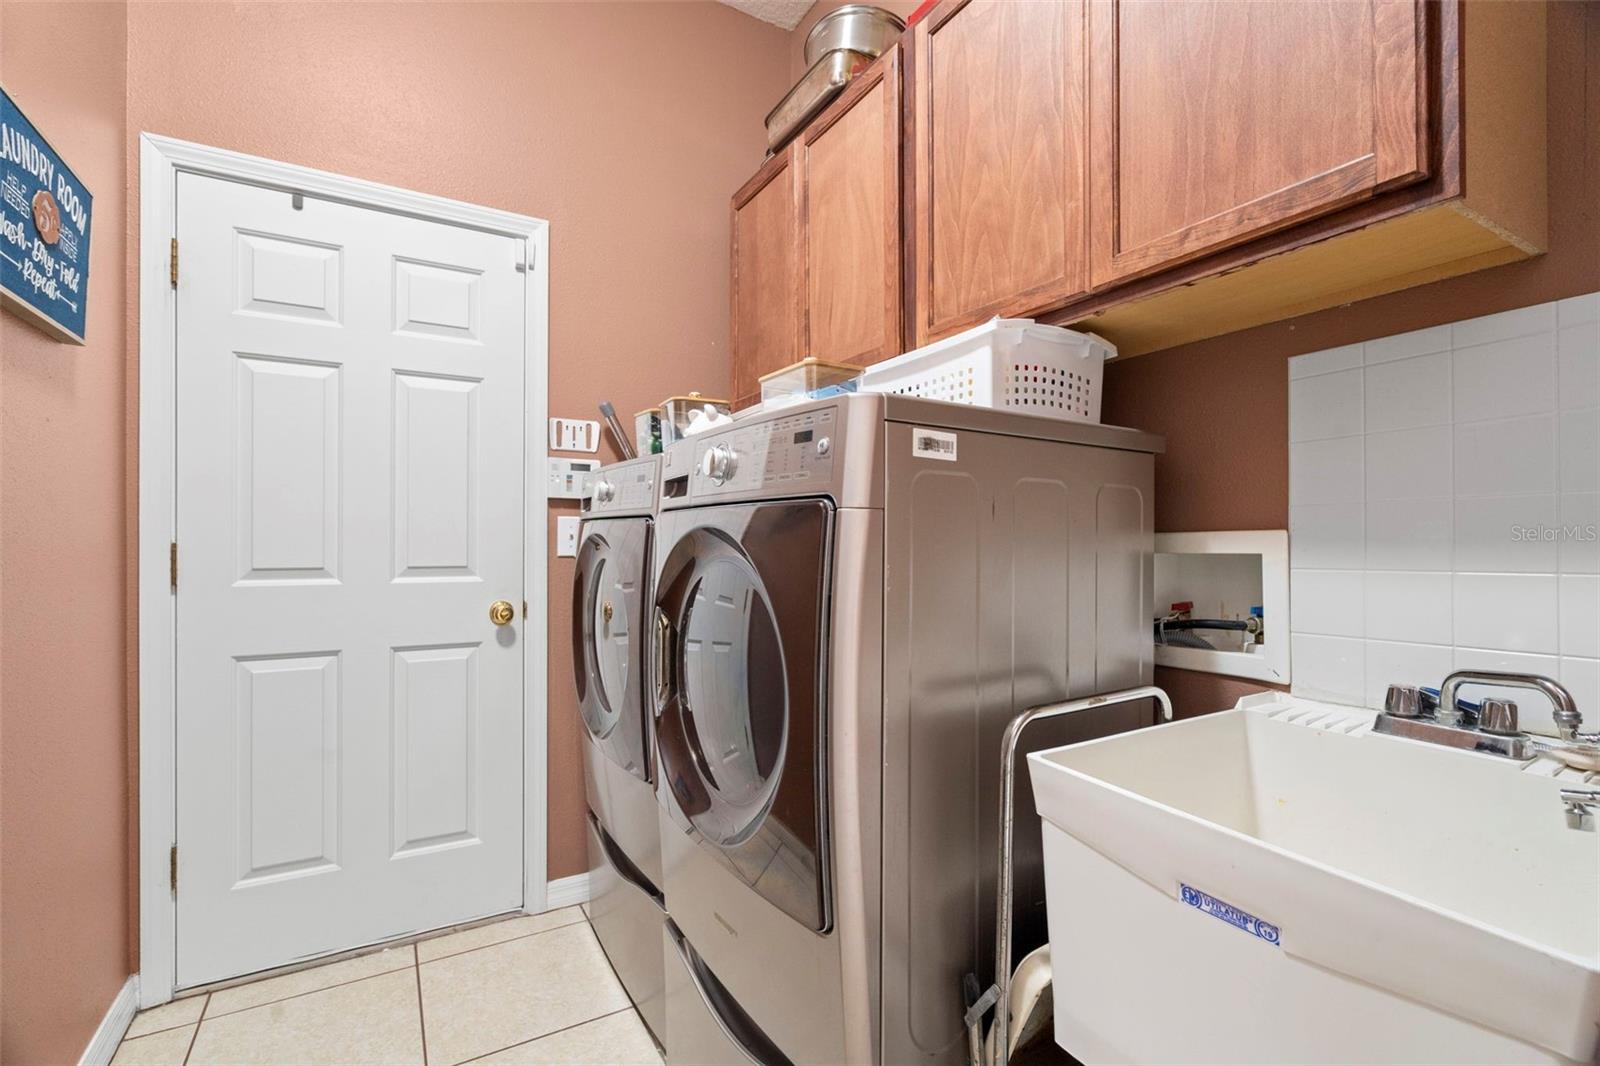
[1510,523,1600,542]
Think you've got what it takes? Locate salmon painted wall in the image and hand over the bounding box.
[122,2,792,907]
[0,3,133,1063]
[1102,0,1600,718]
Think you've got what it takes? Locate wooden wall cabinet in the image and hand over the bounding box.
[730,47,903,410]
[909,0,1088,347]
[729,1,1545,383]
[730,149,800,406]
[1062,0,1546,355]
[1087,0,1429,287]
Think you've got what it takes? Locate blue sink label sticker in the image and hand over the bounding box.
[1181,884,1281,946]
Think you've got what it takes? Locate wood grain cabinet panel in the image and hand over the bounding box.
[730,149,800,405]
[911,0,1089,346]
[799,45,902,369]
[1088,0,1429,287]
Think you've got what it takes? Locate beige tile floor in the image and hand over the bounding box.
[113,906,663,1066]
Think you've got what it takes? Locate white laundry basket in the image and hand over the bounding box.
[858,318,1113,423]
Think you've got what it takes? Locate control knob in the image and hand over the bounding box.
[593,479,615,504]
[701,444,738,484]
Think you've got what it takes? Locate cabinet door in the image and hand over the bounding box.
[730,148,800,407]
[799,46,903,368]
[1089,0,1428,287]
[912,0,1089,347]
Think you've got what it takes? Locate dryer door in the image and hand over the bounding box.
[654,500,833,931]
[573,516,653,782]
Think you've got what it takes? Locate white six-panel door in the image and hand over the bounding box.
[174,172,525,987]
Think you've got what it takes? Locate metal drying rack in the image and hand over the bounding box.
[965,685,1174,1066]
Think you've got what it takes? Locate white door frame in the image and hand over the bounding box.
[137,134,551,1008]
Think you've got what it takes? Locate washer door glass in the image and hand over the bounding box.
[678,551,787,844]
[572,520,651,780]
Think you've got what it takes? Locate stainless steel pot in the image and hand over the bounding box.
[803,5,905,67]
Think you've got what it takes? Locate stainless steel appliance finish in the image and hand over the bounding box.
[575,454,666,1045]
[652,394,1163,1065]
[586,814,666,1042]
[803,4,906,66]
[764,48,873,151]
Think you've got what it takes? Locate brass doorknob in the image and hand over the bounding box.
[489,600,516,626]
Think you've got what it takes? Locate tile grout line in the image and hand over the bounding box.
[416,913,588,966]
[199,913,590,1022]
[180,993,208,1066]
[414,944,430,1066]
[455,1006,638,1066]
[201,960,418,1021]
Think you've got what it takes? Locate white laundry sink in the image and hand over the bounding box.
[1029,692,1600,1065]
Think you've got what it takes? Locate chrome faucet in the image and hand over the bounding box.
[1437,670,1582,740]
[1375,671,1587,761]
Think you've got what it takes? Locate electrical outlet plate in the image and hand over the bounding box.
[547,457,599,500]
[556,515,580,557]
[550,417,600,453]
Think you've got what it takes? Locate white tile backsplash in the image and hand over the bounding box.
[1362,640,1454,711]
[1288,342,1363,379]
[1452,494,1558,573]
[1291,634,1365,705]
[1557,293,1599,327]
[1364,351,1451,432]
[1364,324,1451,365]
[1454,414,1558,497]
[1453,573,1558,654]
[1287,293,1599,731]
[1557,323,1599,410]
[1559,494,1599,574]
[1365,571,1452,644]
[1561,657,1600,728]
[1558,575,1600,659]
[1452,332,1557,423]
[1450,303,1556,348]
[1559,408,1600,493]
[1289,437,1363,506]
[1290,569,1364,637]
[1289,503,1365,570]
[1366,425,1451,500]
[1365,501,1451,571]
[1289,368,1363,442]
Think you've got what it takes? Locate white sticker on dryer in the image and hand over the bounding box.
[912,428,957,461]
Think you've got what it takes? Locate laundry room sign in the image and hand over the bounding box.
[0,85,92,344]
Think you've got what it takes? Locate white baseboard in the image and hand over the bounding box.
[80,974,139,1066]
[543,871,592,910]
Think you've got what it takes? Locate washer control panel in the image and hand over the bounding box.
[691,405,837,497]
[584,458,658,515]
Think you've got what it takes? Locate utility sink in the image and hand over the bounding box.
[1029,692,1600,1065]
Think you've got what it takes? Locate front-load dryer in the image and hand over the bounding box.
[574,453,666,1044]
[651,394,1165,1065]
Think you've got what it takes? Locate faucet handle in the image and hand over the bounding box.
[1479,698,1520,736]
[1384,684,1425,718]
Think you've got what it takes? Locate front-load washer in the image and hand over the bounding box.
[574,453,666,1043]
[650,394,1164,1065]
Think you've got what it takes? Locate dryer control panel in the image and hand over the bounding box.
[584,456,658,516]
[691,405,837,498]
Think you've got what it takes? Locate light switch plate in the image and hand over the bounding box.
[547,457,599,500]
[556,515,580,557]
[550,417,600,453]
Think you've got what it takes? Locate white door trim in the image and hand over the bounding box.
[137,133,551,1007]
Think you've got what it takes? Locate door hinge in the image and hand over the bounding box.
[169,844,178,896]
[169,238,179,287]
[169,541,178,592]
